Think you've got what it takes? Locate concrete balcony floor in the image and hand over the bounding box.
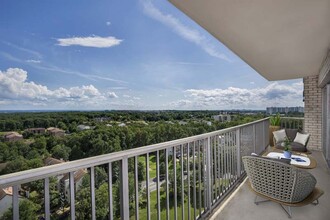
[210,150,330,220]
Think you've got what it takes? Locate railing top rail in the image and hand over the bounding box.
[280,117,304,120]
[0,118,269,187]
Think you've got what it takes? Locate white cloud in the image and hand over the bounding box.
[26,59,41,63]
[169,82,303,109]
[57,35,122,48]
[106,21,111,26]
[106,92,118,98]
[0,68,120,108]
[141,0,231,62]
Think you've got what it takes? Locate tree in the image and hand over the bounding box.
[76,183,111,220]
[0,142,10,162]
[31,136,47,155]
[0,199,40,220]
[1,157,29,174]
[57,121,67,130]
[138,161,145,181]
[51,144,71,161]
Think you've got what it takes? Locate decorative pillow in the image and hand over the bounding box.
[294,132,310,146]
[273,129,287,143]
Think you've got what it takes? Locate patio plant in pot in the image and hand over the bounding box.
[269,113,281,146]
[283,137,292,158]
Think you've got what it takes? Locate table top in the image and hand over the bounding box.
[263,149,317,169]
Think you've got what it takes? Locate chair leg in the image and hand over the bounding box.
[279,204,292,218]
[254,195,270,205]
[312,199,319,206]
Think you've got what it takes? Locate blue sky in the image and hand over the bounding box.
[0,0,303,110]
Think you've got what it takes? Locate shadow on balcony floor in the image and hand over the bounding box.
[210,151,330,220]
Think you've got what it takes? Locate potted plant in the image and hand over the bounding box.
[269,113,281,146]
[283,137,292,158]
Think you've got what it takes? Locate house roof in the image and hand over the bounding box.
[169,0,330,81]
[4,132,22,138]
[47,127,65,133]
[0,187,13,200]
[43,157,87,183]
[61,169,87,183]
[44,157,63,166]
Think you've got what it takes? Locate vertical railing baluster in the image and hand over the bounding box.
[134,157,139,220]
[173,147,177,220]
[231,132,234,183]
[120,157,129,220]
[229,132,232,186]
[70,171,76,220]
[217,135,221,195]
[44,177,50,220]
[220,135,224,194]
[166,148,170,220]
[146,154,150,220]
[187,142,191,220]
[90,167,96,220]
[262,120,265,149]
[202,139,206,213]
[225,133,229,190]
[236,128,241,178]
[198,141,202,216]
[233,132,235,181]
[213,136,217,201]
[253,124,256,153]
[108,163,113,220]
[156,151,161,220]
[206,136,212,211]
[193,141,196,220]
[13,185,19,220]
[181,144,184,219]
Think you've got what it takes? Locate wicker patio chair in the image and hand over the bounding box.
[242,156,324,218]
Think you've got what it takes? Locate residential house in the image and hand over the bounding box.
[46,127,65,137]
[43,157,87,202]
[60,169,87,202]
[4,132,23,142]
[0,187,20,216]
[77,124,91,131]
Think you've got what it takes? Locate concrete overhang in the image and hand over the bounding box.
[169,0,330,81]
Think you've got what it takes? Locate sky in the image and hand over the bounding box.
[0,0,304,110]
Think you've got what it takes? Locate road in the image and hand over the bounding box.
[141,178,165,192]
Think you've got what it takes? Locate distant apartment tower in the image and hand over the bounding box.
[266,106,304,115]
[213,114,234,122]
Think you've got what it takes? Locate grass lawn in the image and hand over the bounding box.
[138,155,157,179]
[132,189,198,220]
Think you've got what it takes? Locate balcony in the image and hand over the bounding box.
[209,150,330,220]
[0,118,329,220]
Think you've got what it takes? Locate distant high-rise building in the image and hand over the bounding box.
[266,106,304,115]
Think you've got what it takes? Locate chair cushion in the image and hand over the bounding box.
[285,129,298,141]
[273,129,287,143]
[291,142,307,152]
[275,141,307,152]
[294,132,310,146]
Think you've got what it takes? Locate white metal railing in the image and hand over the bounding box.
[0,118,270,220]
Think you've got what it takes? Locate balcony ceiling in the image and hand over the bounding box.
[169,0,330,81]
